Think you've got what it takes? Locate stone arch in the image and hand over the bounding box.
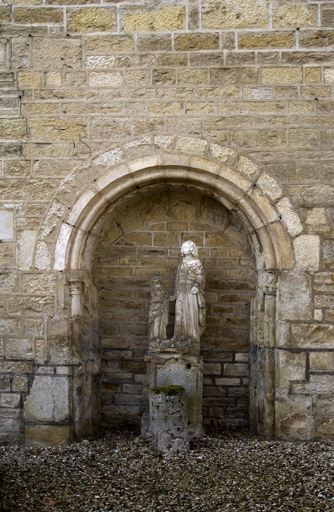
[52,154,295,274]
[27,136,303,443]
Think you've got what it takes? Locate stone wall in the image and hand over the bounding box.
[0,0,334,444]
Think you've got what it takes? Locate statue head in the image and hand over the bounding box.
[152,274,161,286]
[181,240,198,257]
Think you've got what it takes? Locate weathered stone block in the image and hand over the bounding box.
[152,69,176,85]
[5,338,33,359]
[32,39,82,70]
[24,375,70,423]
[261,67,302,84]
[276,197,303,237]
[273,5,317,28]
[0,211,14,240]
[17,230,37,270]
[0,361,32,374]
[6,295,55,317]
[0,393,21,408]
[224,363,248,377]
[176,137,208,154]
[0,376,11,392]
[321,7,334,27]
[22,102,59,115]
[0,40,8,68]
[256,172,282,201]
[123,7,186,32]
[90,118,131,140]
[321,239,334,270]
[305,208,327,226]
[204,363,221,375]
[315,295,334,309]
[305,67,322,83]
[229,101,285,115]
[149,102,183,115]
[175,33,219,51]
[309,352,334,371]
[211,67,258,85]
[277,272,312,321]
[86,35,134,52]
[14,7,63,24]
[22,273,56,294]
[202,0,269,29]
[239,32,295,49]
[30,118,87,141]
[299,31,334,49]
[275,396,313,440]
[18,72,42,88]
[275,350,307,392]
[0,118,26,139]
[289,128,318,149]
[0,5,11,22]
[67,7,115,33]
[294,235,320,271]
[13,375,28,392]
[233,129,286,149]
[292,374,334,395]
[237,156,260,179]
[178,69,208,86]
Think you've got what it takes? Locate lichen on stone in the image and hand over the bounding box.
[151,385,185,396]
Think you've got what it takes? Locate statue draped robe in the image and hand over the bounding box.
[173,259,206,342]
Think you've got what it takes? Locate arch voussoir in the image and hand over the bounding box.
[49,147,297,273]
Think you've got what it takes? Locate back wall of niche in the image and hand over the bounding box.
[92,185,256,430]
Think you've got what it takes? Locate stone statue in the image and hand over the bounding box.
[148,275,169,341]
[171,240,206,342]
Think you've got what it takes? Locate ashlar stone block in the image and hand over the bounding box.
[24,375,70,423]
[293,235,320,271]
[123,7,186,32]
[67,7,115,33]
[275,350,307,393]
[290,323,334,350]
[273,5,318,28]
[202,0,269,29]
[0,210,13,240]
[309,352,334,371]
[276,396,314,440]
[277,271,312,321]
[276,197,303,237]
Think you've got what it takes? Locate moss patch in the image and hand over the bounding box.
[151,385,185,396]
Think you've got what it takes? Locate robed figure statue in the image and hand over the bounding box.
[171,240,206,343]
[148,275,169,341]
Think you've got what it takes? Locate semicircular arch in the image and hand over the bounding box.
[32,136,299,273]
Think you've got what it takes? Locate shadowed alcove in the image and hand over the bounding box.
[92,185,256,429]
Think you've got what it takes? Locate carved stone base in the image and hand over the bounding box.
[149,386,189,453]
[141,342,203,439]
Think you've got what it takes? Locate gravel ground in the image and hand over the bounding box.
[0,428,333,512]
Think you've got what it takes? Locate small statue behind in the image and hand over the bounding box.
[148,275,169,342]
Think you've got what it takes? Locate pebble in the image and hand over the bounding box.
[0,428,333,511]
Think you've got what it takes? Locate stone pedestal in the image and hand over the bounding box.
[142,339,203,439]
[149,385,189,453]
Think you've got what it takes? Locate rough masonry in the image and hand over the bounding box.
[0,0,334,445]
